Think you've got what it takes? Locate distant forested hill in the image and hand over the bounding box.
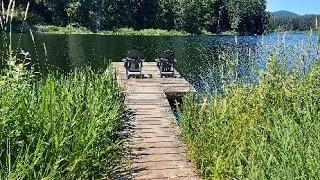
[270,11,300,18]
[268,10,319,32]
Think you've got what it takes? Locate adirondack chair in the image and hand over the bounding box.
[122,50,145,79]
[155,50,176,78]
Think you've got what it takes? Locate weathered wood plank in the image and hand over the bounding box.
[133,160,192,171]
[134,154,189,163]
[111,62,198,179]
[133,147,188,155]
[134,169,198,180]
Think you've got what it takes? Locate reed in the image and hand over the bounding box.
[0,69,126,179]
[0,1,126,179]
[180,34,320,179]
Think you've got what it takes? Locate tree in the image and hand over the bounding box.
[178,0,204,34]
[271,14,319,32]
[43,0,69,25]
[11,0,270,35]
[237,0,268,35]
[134,0,158,29]
[157,0,176,30]
[66,0,96,28]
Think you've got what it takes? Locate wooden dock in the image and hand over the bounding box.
[112,62,198,180]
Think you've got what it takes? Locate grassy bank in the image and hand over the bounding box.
[0,66,126,179]
[101,28,190,36]
[271,29,320,34]
[180,41,320,179]
[35,25,241,36]
[35,25,92,34]
[1,4,128,177]
[35,25,190,36]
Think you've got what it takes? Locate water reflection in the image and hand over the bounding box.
[0,33,319,93]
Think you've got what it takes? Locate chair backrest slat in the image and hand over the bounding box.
[159,50,174,62]
[127,50,141,60]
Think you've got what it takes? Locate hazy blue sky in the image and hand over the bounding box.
[267,0,320,15]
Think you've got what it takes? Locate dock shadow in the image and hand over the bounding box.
[115,109,154,179]
[108,109,137,180]
[128,74,152,79]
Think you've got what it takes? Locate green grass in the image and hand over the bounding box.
[0,68,126,179]
[180,41,320,179]
[36,25,241,36]
[0,66,126,179]
[36,25,190,36]
[2,14,128,179]
[35,25,92,34]
[220,30,239,36]
[1,4,128,179]
[101,28,190,36]
[273,30,317,34]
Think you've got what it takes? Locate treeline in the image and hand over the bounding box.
[269,15,319,32]
[10,0,269,35]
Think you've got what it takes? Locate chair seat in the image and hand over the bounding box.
[156,58,175,73]
[123,58,145,62]
[155,58,176,63]
[123,50,145,79]
[155,50,176,78]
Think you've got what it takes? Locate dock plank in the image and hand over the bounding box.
[112,62,198,180]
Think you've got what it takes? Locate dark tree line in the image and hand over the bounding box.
[269,15,319,32]
[9,0,269,35]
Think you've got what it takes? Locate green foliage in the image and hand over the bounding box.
[36,26,190,36]
[1,5,126,178]
[180,41,320,179]
[157,0,177,30]
[13,0,269,35]
[220,30,239,35]
[0,68,126,179]
[98,28,190,36]
[36,25,91,34]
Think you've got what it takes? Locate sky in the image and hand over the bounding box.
[267,0,320,15]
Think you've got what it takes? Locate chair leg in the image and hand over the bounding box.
[160,65,163,78]
[140,62,142,79]
[126,70,130,79]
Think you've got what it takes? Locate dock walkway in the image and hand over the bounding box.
[112,62,198,180]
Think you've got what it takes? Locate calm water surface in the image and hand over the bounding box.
[1,33,319,92]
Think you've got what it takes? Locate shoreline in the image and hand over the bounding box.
[271,30,319,34]
[8,24,242,36]
[34,25,192,36]
[10,25,317,37]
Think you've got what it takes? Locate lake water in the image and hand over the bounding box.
[1,33,319,92]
